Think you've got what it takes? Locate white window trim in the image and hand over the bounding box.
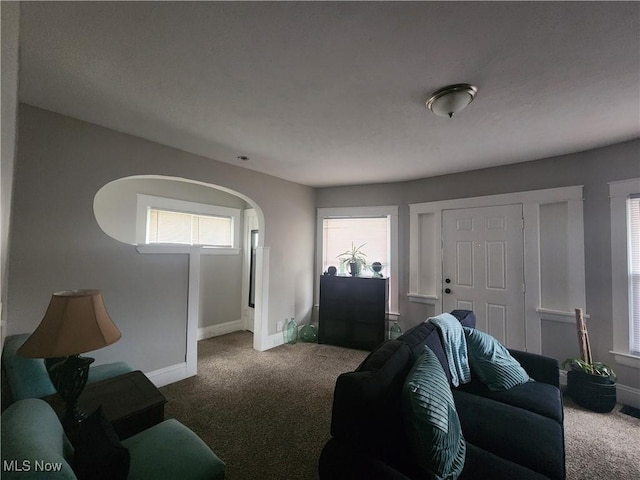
[316,206,399,317]
[609,178,640,369]
[136,194,240,255]
[408,185,585,354]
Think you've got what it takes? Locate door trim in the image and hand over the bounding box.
[408,185,585,353]
[241,209,259,332]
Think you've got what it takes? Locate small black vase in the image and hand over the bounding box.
[349,262,358,276]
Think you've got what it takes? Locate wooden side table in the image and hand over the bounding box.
[45,370,167,440]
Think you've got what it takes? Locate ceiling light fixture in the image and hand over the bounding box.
[237,155,250,161]
[426,83,478,118]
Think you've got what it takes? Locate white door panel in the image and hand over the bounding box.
[442,204,525,349]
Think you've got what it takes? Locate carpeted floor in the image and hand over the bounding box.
[160,331,640,480]
[562,396,640,480]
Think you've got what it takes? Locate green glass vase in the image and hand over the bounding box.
[299,321,318,343]
[285,317,298,345]
[389,321,402,340]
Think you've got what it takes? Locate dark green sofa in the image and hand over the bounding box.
[319,310,565,480]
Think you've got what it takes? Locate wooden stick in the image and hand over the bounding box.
[575,308,593,365]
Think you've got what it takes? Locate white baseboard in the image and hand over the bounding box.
[254,331,286,351]
[269,331,285,349]
[617,383,640,409]
[147,321,245,387]
[197,319,243,340]
[145,362,191,388]
[560,369,640,409]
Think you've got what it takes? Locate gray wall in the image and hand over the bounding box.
[94,177,248,329]
[1,2,19,343]
[317,139,640,389]
[200,254,243,329]
[8,105,315,372]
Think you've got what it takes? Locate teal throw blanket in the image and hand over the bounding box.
[428,313,471,387]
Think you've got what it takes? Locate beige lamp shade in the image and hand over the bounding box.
[17,290,121,358]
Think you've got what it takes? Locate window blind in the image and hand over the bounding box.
[629,196,640,353]
[147,208,232,247]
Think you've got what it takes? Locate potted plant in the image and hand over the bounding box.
[561,358,617,379]
[337,242,367,276]
[563,309,617,413]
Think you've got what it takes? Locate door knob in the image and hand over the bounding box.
[445,288,452,294]
[445,278,451,284]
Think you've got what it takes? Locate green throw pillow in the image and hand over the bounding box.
[463,327,530,391]
[402,346,466,479]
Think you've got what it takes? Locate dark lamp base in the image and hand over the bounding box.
[45,355,95,427]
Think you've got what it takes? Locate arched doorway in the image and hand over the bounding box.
[93,175,269,380]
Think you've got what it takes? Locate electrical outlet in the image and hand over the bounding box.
[276,320,284,332]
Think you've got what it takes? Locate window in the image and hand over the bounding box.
[136,194,240,252]
[322,217,389,276]
[610,178,640,367]
[317,206,399,316]
[147,209,232,247]
[629,196,640,353]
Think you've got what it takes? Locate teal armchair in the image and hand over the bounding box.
[1,398,226,480]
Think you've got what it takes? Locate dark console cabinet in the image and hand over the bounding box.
[319,276,388,350]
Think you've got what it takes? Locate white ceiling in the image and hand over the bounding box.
[17,1,640,187]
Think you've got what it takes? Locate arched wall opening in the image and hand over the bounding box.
[93,174,269,380]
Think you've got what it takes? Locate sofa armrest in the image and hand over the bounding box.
[1,399,76,479]
[2,334,134,404]
[122,419,225,480]
[508,349,559,388]
[451,310,476,328]
[2,334,57,401]
[87,362,134,385]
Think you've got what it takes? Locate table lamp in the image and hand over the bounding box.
[17,290,121,426]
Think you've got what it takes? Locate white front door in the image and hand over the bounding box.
[442,204,526,349]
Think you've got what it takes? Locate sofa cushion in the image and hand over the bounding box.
[463,327,529,391]
[73,407,130,480]
[319,437,551,480]
[402,346,466,479]
[330,340,413,457]
[319,437,415,480]
[460,443,551,480]
[455,377,563,423]
[453,390,565,480]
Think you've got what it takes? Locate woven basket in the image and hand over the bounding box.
[567,370,616,413]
